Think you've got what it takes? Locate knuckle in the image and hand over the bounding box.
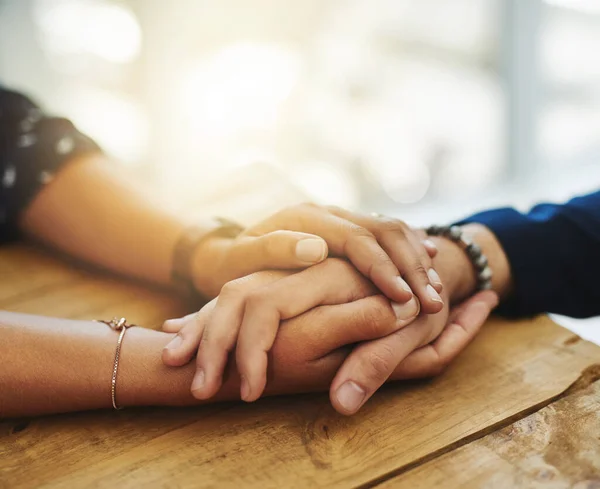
[367,255,397,280]
[409,262,428,279]
[219,279,247,299]
[375,218,406,234]
[364,347,395,381]
[348,225,375,241]
[244,289,269,312]
[260,233,282,256]
[201,328,229,351]
[359,296,394,336]
[426,349,447,376]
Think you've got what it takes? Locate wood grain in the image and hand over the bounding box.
[381,377,600,489]
[2,244,600,488]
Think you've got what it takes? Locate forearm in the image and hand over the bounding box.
[18,154,190,287]
[0,312,202,417]
[0,311,349,418]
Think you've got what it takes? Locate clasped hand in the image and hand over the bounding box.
[162,204,498,415]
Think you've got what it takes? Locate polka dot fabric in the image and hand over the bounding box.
[0,87,101,241]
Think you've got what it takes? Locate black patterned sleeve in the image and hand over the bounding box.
[0,87,102,242]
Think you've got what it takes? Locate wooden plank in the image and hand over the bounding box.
[1,313,597,488]
[2,241,600,489]
[0,244,190,327]
[381,376,600,489]
[0,243,84,305]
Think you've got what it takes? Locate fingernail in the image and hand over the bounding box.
[191,369,205,392]
[164,335,182,350]
[295,238,327,263]
[396,276,412,294]
[240,376,251,401]
[391,297,419,320]
[423,239,437,251]
[427,268,442,287]
[427,284,443,304]
[336,381,366,414]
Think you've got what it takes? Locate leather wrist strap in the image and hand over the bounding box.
[171,218,244,297]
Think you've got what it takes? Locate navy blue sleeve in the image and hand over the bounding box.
[461,190,600,319]
[0,86,101,242]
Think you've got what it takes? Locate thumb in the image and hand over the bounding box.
[229,231,328,274]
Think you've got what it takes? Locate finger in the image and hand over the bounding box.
[254,205,415,304]
[391,291,499,379]
[404,226,443,295]
[276,294,419,364]
[422,239,438,259]
[191,271,289,400]
[161,308,211,367]
[328,313,430,415]
[228,231,328,276]
[162,312,197,333]
[234,260,391,402]
[326,208,442,313]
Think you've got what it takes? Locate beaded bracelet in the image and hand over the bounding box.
[426,225,493,292]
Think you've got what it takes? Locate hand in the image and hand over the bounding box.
[162,252,498,413]
[163,259,419,402]
[191,204,443,313]
[328,289,498,414]
[163,280,498,414]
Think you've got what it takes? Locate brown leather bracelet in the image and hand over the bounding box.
[171,218,244,297]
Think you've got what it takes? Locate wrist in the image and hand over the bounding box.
[173,219,245,299]
[119,328,201,407]
[190,236,230,299]
[430,237,475,304]
[428,223,512,305]
[462,223,513,300]
[119,327,241,408]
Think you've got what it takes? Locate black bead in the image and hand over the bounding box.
[466,242,482,259]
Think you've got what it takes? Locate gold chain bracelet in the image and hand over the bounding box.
[96,317,137,410]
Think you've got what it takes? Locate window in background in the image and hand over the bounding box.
[540,0,600,170]
[0,0,598,218]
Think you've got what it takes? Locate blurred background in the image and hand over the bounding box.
[1,0,599,338]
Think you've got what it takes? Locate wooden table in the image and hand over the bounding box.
[1,243,600,489]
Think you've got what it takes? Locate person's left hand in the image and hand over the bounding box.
[191,204,443,312]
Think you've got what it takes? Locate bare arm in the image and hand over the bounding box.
[19,154,191,288]
[0,311,197,417]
